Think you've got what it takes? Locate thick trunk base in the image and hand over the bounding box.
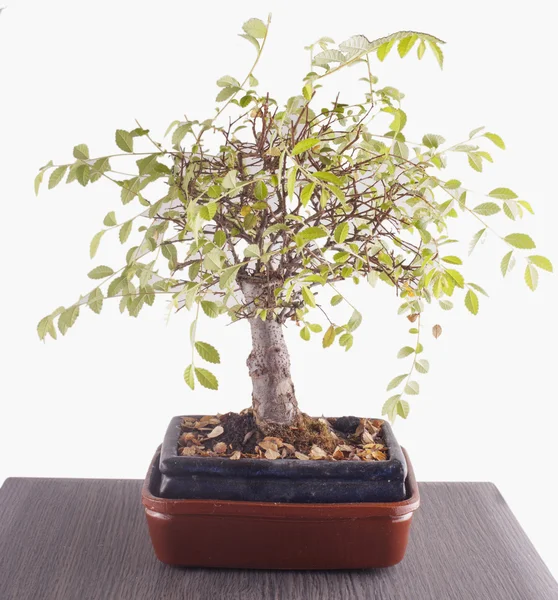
[240,280,301,430]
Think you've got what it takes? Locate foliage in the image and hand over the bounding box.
[36,15,551,421]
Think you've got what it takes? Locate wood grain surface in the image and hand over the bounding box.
[1,478,556,599]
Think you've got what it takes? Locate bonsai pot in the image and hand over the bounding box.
[158,415,408,503]
[142,416,420,569]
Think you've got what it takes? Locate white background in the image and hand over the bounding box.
[1,0,557,578]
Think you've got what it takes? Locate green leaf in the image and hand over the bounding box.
[397,346,414,359]
[404,381,419,395]
[90,230,105,259]
[383,106,407,132]
[136,154,160,175]
[488,187,517,200]
[346,309,362,333]
[328,185,347,207]
[214,230,227,247]
[322,325,335,348]
[242,17,267,39]
[240,33,260,52]
[103,211,117,227]
[528,255,553,272]
[183,365,195,390]
[415,359,429,374]
[73,144,89,160]
[87,288,104,314]
[130,127,149,138]
[441,256,462,265]
[469,126,485,138]
[216,87,239,102]
[301,286,316,308]
[219,264,241,289]
[91,157,111,181]
[439,299,453,310]
[172,123,191,147]
[382,395,400,422]
[500,251,515,277]
[300,326,311,341]
[397,34,418,57]
[162,244,177,268]
[467,153,483,172]
[377,39,395,61]
[422,133,445,149]
[203,249,222,271]
[201,300,219,318]
[314,171,342,185]
[298,227,327,243]
[222,170,238,189]
[477,150,493,163]
[503,201,518,221]
[119,220,133,244]
[195,341,221,364]
[88,265,114,279]
[338,332,353,351]
[518,200,534,215]
[314,49,347,66]
[76,164,90,187]
[468,282,488,296]
[333,251,349,264]
[189,320,198,346]
[254,180,268,201]
[48,166,68,189]
[427,40,444,68]
[37,316,57,341]
[444,179,461,189]
[464,289,479,315]
[120,177,141,204]
[217,75,241,88]
[504,233,536,249]
[524,264,538,291]
[195,367,219,390]
[292,138,320,156]
[446,269,464,288]
[34,170,45,196]
[333,222,349,244]
[58,305,80,335]
[387,374,407,391]
[115,129,134,152]
[364,270,377,287]
[474,202,501,216]
[287,167,297,200]
[417,39,426,59]
[244,244,260,258]
[397,399,410,419]
[331,294,343,306]
[199,202,218,220]
[300,182,316,207]
[484,132,505,149]
[469,228,486,255]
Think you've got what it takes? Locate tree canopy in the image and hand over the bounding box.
[36,16,552,421]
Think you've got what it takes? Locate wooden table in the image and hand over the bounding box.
[1,478,556,599]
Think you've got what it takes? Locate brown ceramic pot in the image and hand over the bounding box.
[142,447,420,570]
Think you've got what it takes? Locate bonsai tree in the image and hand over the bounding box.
[36,16,551,431]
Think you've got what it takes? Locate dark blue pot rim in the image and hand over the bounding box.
[159,415,407,481]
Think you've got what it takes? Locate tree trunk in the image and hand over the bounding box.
[240,280,301,430]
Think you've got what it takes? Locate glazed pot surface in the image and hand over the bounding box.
[142,446,420,569]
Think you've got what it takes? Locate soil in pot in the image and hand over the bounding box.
[177,409,389,462]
